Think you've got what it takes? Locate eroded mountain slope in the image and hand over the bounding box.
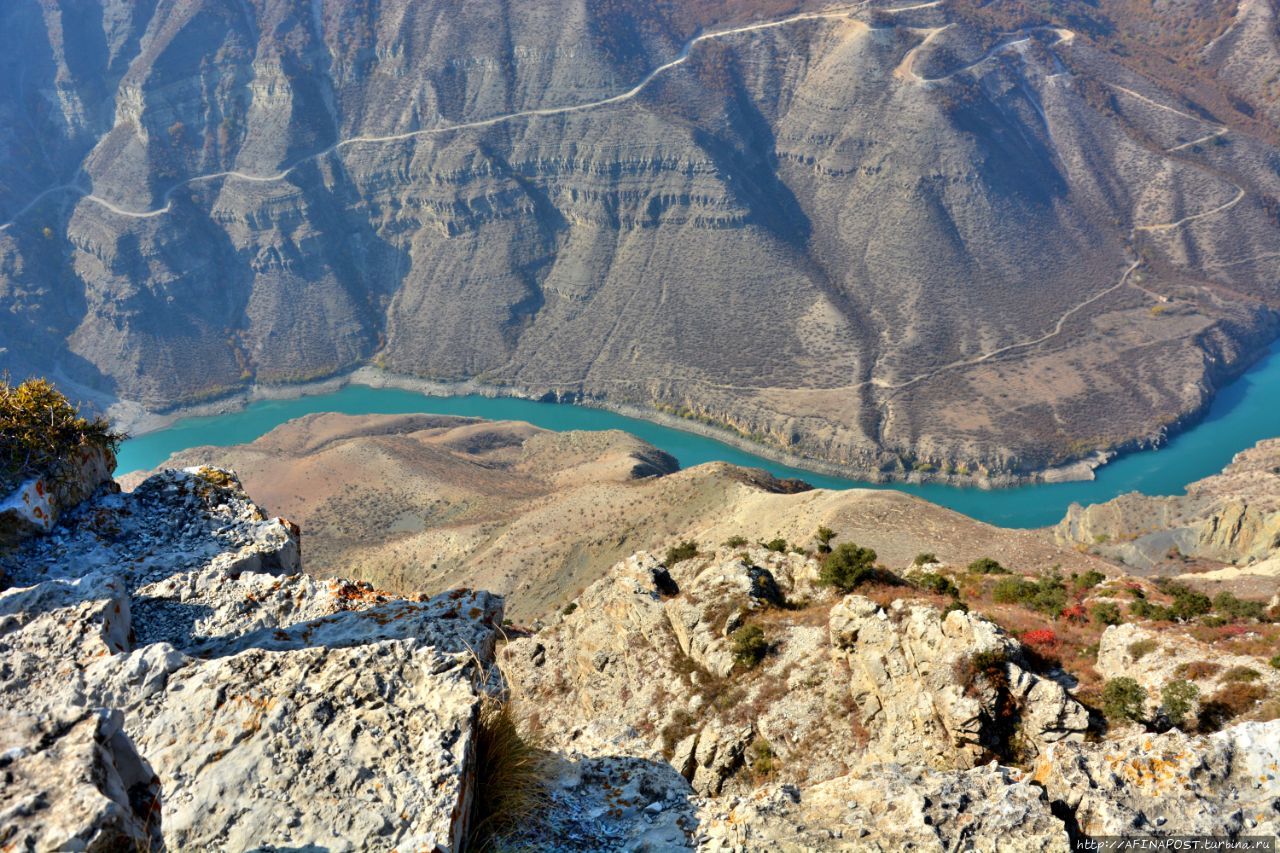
[2,0,1279,479]
[135,411,1114,621]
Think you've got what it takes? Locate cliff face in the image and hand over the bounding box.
[2,0,1280,478]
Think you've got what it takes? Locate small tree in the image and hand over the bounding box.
[1073,570,1106,591]
[731,625,768,668]
[815,526,836,554]
[1092,602,1123,626]
[1101,677,1147,724]
[819,543,879,593]
[968,557,1009,575]
[1160,680,1199,728]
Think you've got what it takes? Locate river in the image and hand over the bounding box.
[116,342,1280,529]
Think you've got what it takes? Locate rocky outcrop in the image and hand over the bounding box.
[0,709,162,852]
[830,595,1089,768]
[1032,723,1280,838]
[1096,622,1280,720]
[503,549,1087,797]
[0,443,114,548]
[0,466,503,852]
[1055,438,1280,572]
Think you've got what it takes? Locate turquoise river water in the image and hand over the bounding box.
[117,343,1280,529]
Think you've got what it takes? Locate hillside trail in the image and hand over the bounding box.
[1,2,892,232]
[0,1,1257,411]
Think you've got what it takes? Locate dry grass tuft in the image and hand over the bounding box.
[467,694,550,850]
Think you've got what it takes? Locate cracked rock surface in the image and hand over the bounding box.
[0,467,502,852]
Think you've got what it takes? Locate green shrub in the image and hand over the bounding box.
[1221,666,1260,683]
[1129,598,1171,621]
[761,538,789,553]
[1213,592,1265,621]
[561,602,578,617]
[749,738,776,778]
[1128,639,1158,661]
[991,574,1068,617]
[731,625,769,668]
[0,378,124,494]
[913,552,939,567]
[665,541,699,566]
[913,572,959,598]
[1091,602,1123,626]
[942,601,970,618]
[1160,679,1199,728]
[1153,580,1212,621]
[955,648,1009,693]
[1270,655,1280,670]
[818,543,880,593]
[1073,570,1106,591]
[968,557,1009,575]
[1101,677,1147,723]
[815,526,836,555]
[722,535,748,548]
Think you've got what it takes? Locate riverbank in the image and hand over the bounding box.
[107,366,1115,490]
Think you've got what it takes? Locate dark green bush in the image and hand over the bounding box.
[1101,677,1147,723]
[665,541,699,566]
[818,543,879,593]
[968,557,1010,575]
[1091,602,1123,626]
[1073,570,1106,591]
[761,538,789,553]
[731,625,769,668]
[1160,680,1199,728]
[942,601,970,618]
[1154,580,1212,621]
[722,535,748,548]
[913,572,959,598]
[1129,598,1171,621]
[913,552,939,567]
[1212,592,1265,621]
[991,574,1068,617]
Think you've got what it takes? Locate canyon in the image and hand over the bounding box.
[2,0,1279,479]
